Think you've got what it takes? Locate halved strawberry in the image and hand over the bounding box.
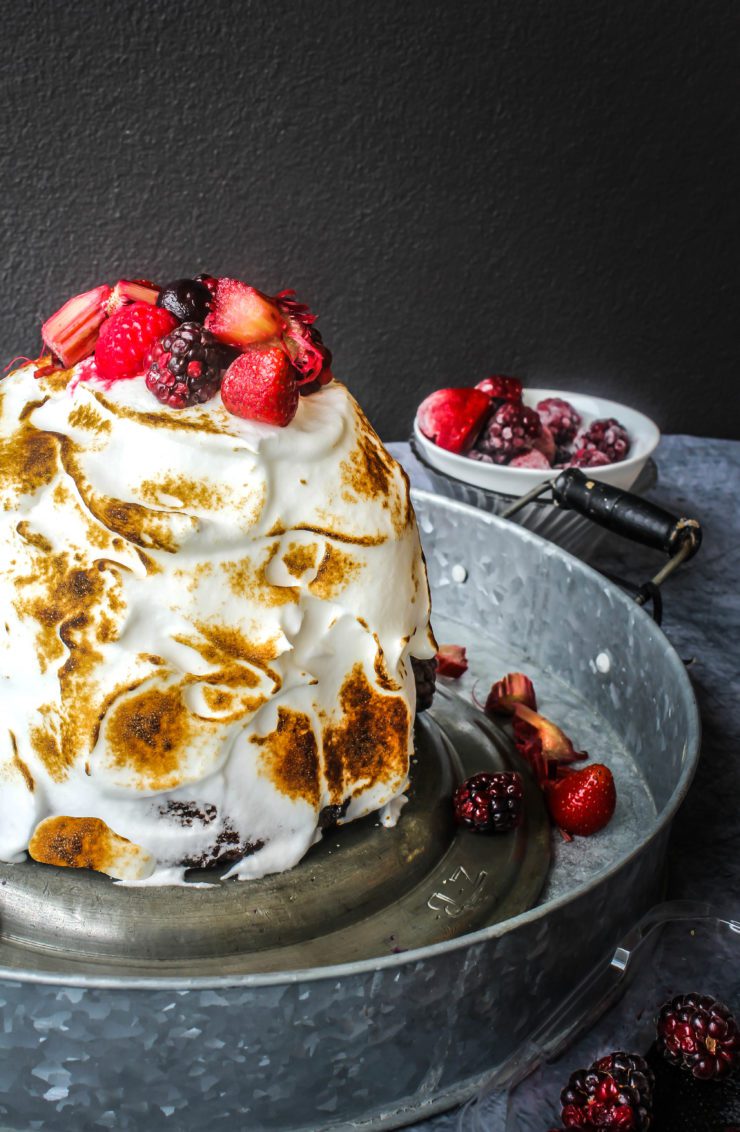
[485,673,537,716]
[220,344,299,426]
[545,763,616,836]
[42,284,112,367]
[512,703,587,787]
[205,278,283,348]
[417,388,491,454]
[435,644,468,678]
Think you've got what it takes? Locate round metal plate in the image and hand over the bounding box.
[0,690,550,977]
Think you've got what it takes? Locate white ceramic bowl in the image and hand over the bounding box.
[413,387,661,498]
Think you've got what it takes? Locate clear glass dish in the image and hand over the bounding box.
[461,900,740,1131]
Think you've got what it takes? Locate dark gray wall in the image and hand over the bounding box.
[2,0,738,440]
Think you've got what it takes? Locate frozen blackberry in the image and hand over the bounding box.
[452,771,524,833]
[657,993,740,1080]
[146,322,227,409]
[157,278,213,324]
[574,417,631,463]
[536,397,582,446]
[475,402,542,464]
[411,656,437,712]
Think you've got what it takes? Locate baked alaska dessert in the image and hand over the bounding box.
[1,275,435,883]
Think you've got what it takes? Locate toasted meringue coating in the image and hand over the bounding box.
[0,364,434,883]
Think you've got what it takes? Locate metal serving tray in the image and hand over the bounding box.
[0,490,700,1131]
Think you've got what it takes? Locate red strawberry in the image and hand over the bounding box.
[485,673,537,716]
[475,375,523,403]
[417,388,491,454]
[95,302,177,382]
[545,763,616,836]
[435,644,468,678]
[205,278,283,348]
[220,345,299,426]
[42,284,112,367]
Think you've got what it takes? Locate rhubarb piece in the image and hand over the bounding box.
[41,284,112,368]
[545,763,616,837]
[435,644,468,678]
[417,388,491,454]
[512,703,587,787]
[205,278,283,348]
[220,344,299,426]
[106,279,160,316]
[485,673,537,716]
[275,289,333,385]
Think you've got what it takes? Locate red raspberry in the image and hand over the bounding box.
[95,302,177,382]
[220,344,299,426]
[574,417,631,463]
[536,397,582,446]
[475,402,542,464]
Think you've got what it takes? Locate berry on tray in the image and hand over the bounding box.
[452,771,524,833]
[656,994,740,1080]
[417,388,492,454]
[205,278,283,348]
[435,644,468,678]
[545,763,616,837]
[220,344,299,426]
[95,302,178,381]
[411,656,437,712]
[157,277,213,324]
[474,401,543,464]
[475,374,523,403]
[575,417,631,464]
[485,672,537,716]
[146,322,226,408]
[537,397,582,446]
[41,284,113,367]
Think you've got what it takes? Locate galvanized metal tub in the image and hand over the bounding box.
[0,490,700,1132]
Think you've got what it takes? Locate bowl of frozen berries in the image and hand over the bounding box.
[414,376,660,497]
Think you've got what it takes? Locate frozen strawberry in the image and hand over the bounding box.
[42,284,112,367]
[475,375,523,403]
[435,644,468,678]
[512,704,587,787]
[94,302,177,382]
[205,278,283,348]
[531,424,556,464]
[545,763,616,836]
[485,673,537,716]
[509,449,551,469]
[417,388,491,454]
[220,344,299,426]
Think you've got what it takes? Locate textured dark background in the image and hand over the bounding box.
[1,0,738,440]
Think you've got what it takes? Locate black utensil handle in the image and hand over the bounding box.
[552,468,702,558]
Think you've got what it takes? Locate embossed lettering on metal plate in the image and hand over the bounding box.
[427,865,488,917]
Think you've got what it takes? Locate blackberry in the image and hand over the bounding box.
[574,417,631,463]
[452,771,524,834]
[411,656,437,712]
[657,993,740,1080]
[647,1040,740,1130]
[536,397,582,446]
[157,278,213,324]
[146,322,226,408]
[561,1057,653,1130]
[568,447,612,468]
[475,402,542,464]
